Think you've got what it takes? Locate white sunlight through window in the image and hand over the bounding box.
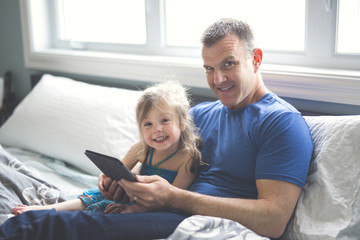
[58,0,146,44]
[165,0,306,52]
[337,0,360,54]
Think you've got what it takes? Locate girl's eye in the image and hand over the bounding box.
[144,122,152,127]
[162,118,170,124]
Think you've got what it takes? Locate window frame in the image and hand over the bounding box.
[19,0,360,106]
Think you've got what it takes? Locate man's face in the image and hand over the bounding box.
[202,34,257,110]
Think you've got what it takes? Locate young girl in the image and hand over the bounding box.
[12,81,203,215]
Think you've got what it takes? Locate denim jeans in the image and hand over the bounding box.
[0,209,189,240]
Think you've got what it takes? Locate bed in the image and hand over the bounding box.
[0,74,359,239]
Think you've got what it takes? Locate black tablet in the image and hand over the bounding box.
[84,150,137,182]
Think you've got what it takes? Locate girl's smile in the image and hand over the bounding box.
[153,136,168,143]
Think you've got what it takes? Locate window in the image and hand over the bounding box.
[165,0,305,52]
[58,0,146,45]
[55,0,306,55]
[337,0,360,54]
[20,0,360,106]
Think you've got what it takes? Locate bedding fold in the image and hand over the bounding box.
[0,145,65,225]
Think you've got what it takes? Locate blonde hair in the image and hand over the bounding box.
[136,81,203,173]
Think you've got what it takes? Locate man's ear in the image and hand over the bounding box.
[252,48,263,72]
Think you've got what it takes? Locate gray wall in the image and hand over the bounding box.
[1,0,359,115]
[0,0,32,100]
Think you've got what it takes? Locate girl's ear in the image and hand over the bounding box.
[178,116,187,132]
[180,122,186,132]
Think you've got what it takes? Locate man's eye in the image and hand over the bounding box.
[204,66,214,73]
[224,62,234,68]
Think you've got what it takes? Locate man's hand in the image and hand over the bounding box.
[118,175,174,211]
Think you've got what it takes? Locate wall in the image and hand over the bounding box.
[0,0,359,115]
[0,0,32,101]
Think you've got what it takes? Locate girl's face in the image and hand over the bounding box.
[141,105,181,154]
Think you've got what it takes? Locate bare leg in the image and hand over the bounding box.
[11,199,86,215]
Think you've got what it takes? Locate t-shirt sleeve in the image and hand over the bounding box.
[255,112,313,188]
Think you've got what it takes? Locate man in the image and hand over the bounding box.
[0,18,312,239]
[101,18,313,238]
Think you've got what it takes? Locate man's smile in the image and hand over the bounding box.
[218,84,235,91]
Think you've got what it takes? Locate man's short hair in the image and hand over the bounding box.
[201,18,255,56]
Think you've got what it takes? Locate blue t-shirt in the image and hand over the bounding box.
[189,92,313,199]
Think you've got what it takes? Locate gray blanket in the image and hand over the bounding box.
[0,145,65,225]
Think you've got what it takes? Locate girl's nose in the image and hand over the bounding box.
[153,124,162,132]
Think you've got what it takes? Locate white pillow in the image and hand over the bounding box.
[282,115,360,240]
[0,74,142,175]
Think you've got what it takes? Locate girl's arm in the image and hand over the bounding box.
[171,155,196,190]
[120,141,143,170]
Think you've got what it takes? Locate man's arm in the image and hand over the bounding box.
[119,176,301,239]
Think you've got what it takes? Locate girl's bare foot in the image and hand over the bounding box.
[11,204,53,216]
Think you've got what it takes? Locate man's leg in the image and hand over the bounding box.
[0,209,189,240]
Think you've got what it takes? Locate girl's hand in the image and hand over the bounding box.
[104,203,143,214]
[98,174,128,202]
